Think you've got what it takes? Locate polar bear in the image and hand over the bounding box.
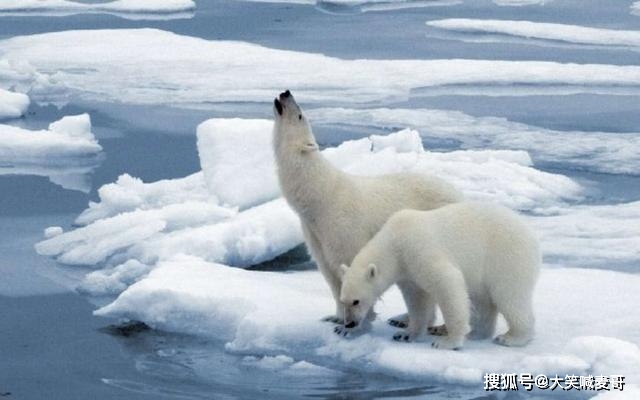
[338,202,540,350]
[273,90,463,325]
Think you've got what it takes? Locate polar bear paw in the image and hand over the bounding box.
[392,332,414,342]
[493,333,531,347]
[387,313,409,328]
[334,325,352,337]
[428,324,447,336]
[431,336,463,350]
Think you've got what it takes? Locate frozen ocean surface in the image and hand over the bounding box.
[1,0,639,399]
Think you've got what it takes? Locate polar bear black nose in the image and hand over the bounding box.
[280,90,291,99]
[345,321,357,329]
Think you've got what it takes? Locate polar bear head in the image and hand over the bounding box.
[338,263,378,329]
[273,90,318,153]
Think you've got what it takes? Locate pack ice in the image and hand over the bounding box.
[35,118,640,386]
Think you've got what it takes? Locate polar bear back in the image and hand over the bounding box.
[384,202,540,297]
[313,172,463,269]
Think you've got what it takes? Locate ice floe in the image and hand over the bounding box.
[308,107,640,175]
[95,255,640,386]
[426,19,640,49]
[632,2,640,17]
[0,88,29,119]
[0,114,103,192]
[2,29,640,107]
[0,0,195,20]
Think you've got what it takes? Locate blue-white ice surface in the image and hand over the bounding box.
[1,1,639,399]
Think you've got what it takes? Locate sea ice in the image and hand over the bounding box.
[308,107,640,174]
[530,201,640,269]
[32,117,639,387]
[0,0,196,20]
[36,119,582,277]
[246,0,462,13]
[0,88,29,119]
[491,0,551,5]
[197,119,278,210]
[44,226,64,238]
[0,114,103,192]
[2,29,640,107]
[95,255,640,386]
[426,19,640,48]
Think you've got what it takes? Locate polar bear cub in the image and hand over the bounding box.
[338,201,540,350]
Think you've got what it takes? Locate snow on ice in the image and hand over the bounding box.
[426,19,640,48]
[2,29,640,107]
[0,0,195,20]
[308,107,640,175]
[0,114,103,192]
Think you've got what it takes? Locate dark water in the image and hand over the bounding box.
[1,0,638,399]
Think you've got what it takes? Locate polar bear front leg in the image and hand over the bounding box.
[392,282,432,342]
[302,223,344,324]
[429,263,471,350]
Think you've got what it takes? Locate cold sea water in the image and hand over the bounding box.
[1,1,639,399]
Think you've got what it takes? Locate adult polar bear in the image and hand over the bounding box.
[273,90,463,324]
[339,202,540,350]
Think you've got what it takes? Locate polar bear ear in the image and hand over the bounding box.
[338,264,349,277]
[301,142,319,153]
[367,263,377,279]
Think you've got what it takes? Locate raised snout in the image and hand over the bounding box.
[279,90,291,100]
[273,90,293,117]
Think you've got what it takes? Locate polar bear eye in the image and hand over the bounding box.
[298,114,302,120]
[352,300,359,306]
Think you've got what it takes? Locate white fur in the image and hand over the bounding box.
[273,92,463,322]
[340,202,541,349]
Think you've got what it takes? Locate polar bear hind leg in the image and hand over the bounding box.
[468,296,498,340]
[492,288,535,347]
